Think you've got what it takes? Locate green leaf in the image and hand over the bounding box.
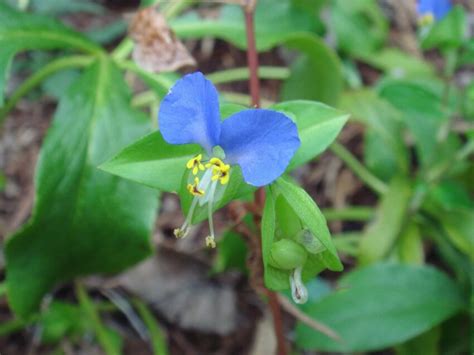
[330,0,388,57]
[5,58,158,318]
[421,5,467,50]
[170,0,316,51]
[397,222,424,265]
[441,208,474,260]
[40,301,85,344]
[0,2,100,104]
[358,177,412,264]
[100,131,200,193]
[357,47,435,78]
[396,327,440,355]
[296,263,465,352]
[213,230,248,274]
[271,100,349,169]
[280,33,343,105]
[378,78,460,169]
[275,178,342,271]
[340,90,409,180]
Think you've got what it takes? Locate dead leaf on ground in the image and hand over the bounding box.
[129,7,196,73]
[118,249,238,335]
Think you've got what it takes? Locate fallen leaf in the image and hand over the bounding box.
[129,7,196,73]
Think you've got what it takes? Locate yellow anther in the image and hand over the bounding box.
[186,154,204,175]
[205,157,224,169]
[419,13,434,26]
[206,157,230,185]
[187,177,205,196]
[174,228,185,238]
[205,235,216,248]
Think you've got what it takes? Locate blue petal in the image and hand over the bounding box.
[158,72,221,154]
[417,0,451,20]
[220,109,300,187]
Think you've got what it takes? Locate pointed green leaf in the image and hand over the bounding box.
[358,177,411,264]
[296,263,465,352]
[5,58,158,318]
[0,2,100,104]
[100,131,200,193]
[280,34,343,105]
[271,100,349,169]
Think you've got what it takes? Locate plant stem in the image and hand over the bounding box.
[76,282,119,355]
[330,142,388,195]
[132,90,159,108]
[207,66,290,84]
[0,55,93,124]
[244,2,287,355]
[162,0,195,19]
[133,298,169,355]
[244,7,260,108]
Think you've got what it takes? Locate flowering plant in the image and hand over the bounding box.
[159,72,300,247]
[102,72,347,303]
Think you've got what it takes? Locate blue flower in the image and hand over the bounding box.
[159,72,300,247]
[417,0,451,24]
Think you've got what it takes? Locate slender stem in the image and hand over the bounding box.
[0,282,6,297]
[76,282,119,355]
[265,289,287,354]
[207,66,290,84]
[132,90,159,108]
[244,3,286,355]
[330,142,388,195]
[163,0,195,19]
[133,298,169,355]
[244,8,260,108]
[111,38,134,61]
[0,55,93,124]
[116,59,175,93]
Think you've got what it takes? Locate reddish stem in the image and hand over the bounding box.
[244,3,287,355]
[244,7,260,108]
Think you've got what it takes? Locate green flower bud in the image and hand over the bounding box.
[269,239,307,270]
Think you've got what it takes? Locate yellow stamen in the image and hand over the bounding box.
[187,177,205,196]
[206,157,230,185]
[174,228,185,238]
[419,13,434,26]
[205,235,216,248]
[186,154,204,175]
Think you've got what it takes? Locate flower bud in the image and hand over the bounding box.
[269,239,307,270]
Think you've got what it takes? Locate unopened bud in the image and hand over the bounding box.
[269,239,307,270]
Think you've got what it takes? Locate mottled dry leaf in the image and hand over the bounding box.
[118,250,238,335]
[129,7,196,73]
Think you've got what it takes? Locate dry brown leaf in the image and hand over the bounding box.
[129,7,196,73]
